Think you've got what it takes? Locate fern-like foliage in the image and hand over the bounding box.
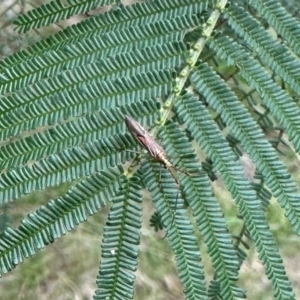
[248,0,300,57]
[226,3,300,98]
[94,174,142,299]
[1,0,300,299]
[0,99,160,169]
[191,60,300,234]
[176,92,294,299]
[0,167,123,273]
[143,158,209,299]
[5,0,207,67]
[159,122,245,299]
[13,0,116,33]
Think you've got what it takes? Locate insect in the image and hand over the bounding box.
[125,115,190,184]
[125,115,193,234]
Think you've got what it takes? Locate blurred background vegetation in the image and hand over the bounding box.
[1,0,300,299]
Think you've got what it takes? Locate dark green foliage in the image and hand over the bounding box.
[191,60,300,235]
[159,122,245,299]
[226,3,300,97]
[0,69,174,142]
[0,99,160,169]
[0,132,136,202]
[149,211,164,231]
[248,0,300,57]
[0,167,123,275]
[208,32,300,153]
[176,93,295,299]
[13,0,117,33]
[143,159,208,299]
[94,175,142,300]
[7,0,208,65]
[1,0,300,299]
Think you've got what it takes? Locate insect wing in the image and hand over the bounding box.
[136,130,163,158]
[125,115,165,158]
[125,115,145,137]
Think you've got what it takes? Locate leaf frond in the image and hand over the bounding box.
[248,0,300,57]
[176,92,295,300]
[13,0,116,33]
[4,0,208,68]
[226,3,300,96]
[191,60,300,236]
[160,121,246,299]
[0,166,122,276]
[1,13,202,94]
[0,132,136,202]
[0,41,186,116]
[209,33,300,153]
[0,99,159,169]
[0,69,174,140]
[143,158,208,300]
[94,174,142,300]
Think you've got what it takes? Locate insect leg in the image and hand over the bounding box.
[162,167,181,239]
[158,163,162,182]
[173,166,192,176]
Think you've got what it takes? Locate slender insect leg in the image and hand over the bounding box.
[159,165,178,231]
[158,163,162,182]
[126,150,143,168]
[167,167,179,185]
[173,166,192,176]
[162,186,179,239]
[172,156,193,176]
[162,168,180,239]
[167,168,180,207]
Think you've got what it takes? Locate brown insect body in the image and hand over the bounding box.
[125,115,186,184]
[155,150,172,168]
[125,115,170,163]
[125,115,192,231]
